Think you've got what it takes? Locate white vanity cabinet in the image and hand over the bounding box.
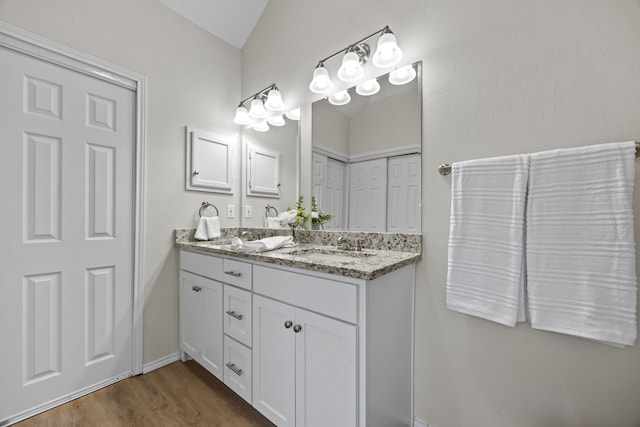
[253,294,356,427]
[179,270,224,379]
[179,249,416,427]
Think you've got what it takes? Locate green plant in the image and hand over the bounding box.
[285,195,310,230]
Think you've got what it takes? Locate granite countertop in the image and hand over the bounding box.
[175,228,422,281]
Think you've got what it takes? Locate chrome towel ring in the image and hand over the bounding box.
[199,201,219,217]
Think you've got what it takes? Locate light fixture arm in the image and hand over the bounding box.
[314,25,391,67]
[238,83,278,106]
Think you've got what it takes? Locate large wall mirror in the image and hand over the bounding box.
[311,61,422,232]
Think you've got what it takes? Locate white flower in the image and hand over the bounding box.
[311,211,319,219]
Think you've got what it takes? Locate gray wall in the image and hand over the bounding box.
[242,1,640,426]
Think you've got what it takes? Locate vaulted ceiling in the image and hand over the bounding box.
[157,0,269,49]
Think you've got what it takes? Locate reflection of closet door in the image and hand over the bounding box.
[349,158,387,231]
[312,153,327,207]
[325,159,347,230]
[387,154,421,233]
[0,46,134,422]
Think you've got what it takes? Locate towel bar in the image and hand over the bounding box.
[199,201,219,217]
[438,142,640,176]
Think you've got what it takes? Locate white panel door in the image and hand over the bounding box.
[325,158,347,230]
[0,47,135,422]
[295,308,356,427]
[387,154,422,233]
[348,158,387,231]
[312,152,327,209]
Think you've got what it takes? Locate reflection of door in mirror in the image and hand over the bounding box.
[312,61,422,232]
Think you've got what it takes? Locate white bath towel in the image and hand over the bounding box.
[231,235,295,253]
[194,216,221,240]
[526,142,637,347]
[446,154,529,326]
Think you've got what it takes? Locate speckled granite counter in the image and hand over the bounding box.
[174,228,422,280]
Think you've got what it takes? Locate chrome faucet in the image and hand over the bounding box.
[240,230,255,241]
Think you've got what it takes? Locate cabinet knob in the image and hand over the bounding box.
[191,285,201,292]
[284,320,293,329]
[193,170,199,175]
[293,324,302,333]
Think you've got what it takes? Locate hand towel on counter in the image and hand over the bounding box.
[194,216,221,240]
[230,235,295,253]
[446,154,529,327]
[526,141,637,347]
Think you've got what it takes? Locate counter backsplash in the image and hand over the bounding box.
[174,227,422,254]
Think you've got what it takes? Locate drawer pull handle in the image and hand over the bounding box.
[226,363,243,376]
[226,310,244,320]
[284,320,293,329]
[293,324,302,333]
[224,271,242,277]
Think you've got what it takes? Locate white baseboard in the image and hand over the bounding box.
[414,417,430,427]
[142,352,180,374]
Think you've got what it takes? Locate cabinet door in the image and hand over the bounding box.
[186,128,233,194]
[179,271,200,360]
[295,308,357,427]
[199,277,224,380]
[253,295,296,427]
[247,144,280,197]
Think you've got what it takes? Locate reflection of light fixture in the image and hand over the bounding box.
[356,78,381,96]
[252,121,269,132]
[308,25,403,93]
[389,64,417,85]
[267,114,285,126]
[285,108,300,120]
[234,83,298,131]
[328,90,351,106]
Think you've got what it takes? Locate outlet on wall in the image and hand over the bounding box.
[244,205,252,218]
[227,204,235,218]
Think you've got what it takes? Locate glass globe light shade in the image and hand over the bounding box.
[252,120,269,132]
[233,105,251,125]
[372,32,403,68]
[337,51,365,83]
[249,98,267,119]
[389,64,417,85]
[328,90,351,106]
[285,108,301,120]
[309,66,334,94]
[264,88,284,111]
[355,79,381,96]
[267,114,285,126]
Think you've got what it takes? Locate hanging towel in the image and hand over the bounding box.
[446,154,529,326]
[205,216,221,239]
[526,142,637,347]
[195,217,209,241]
[194,216,221,240]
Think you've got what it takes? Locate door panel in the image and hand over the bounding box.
[0,47,135,422]
[387,154,422,233]
[349,158,387,231]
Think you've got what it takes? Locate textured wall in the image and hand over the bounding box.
[242,1,640,426]
[0,0,242,365]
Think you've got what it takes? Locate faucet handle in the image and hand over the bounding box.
[354,239,363,251]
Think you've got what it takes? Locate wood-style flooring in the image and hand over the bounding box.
[15,360,275,427]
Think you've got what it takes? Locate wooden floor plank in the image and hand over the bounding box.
[15,361,275,427]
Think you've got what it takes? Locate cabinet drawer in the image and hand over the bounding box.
[223,336,252,404]
[222,259,252,290]
[253,266,357,323]
[223,284,252,347]
[180,250,222,280]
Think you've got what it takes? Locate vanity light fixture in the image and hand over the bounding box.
[234,83,295,131]
[389,64,417,85]
[309,25,403,94]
